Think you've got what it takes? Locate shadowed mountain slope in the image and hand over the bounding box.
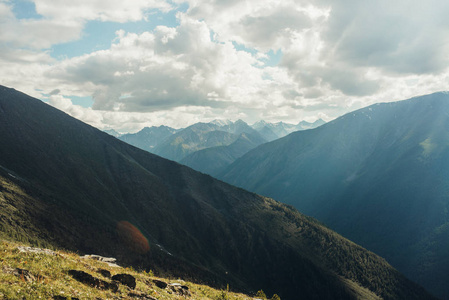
[220,92,449,299]
[0,86,437,299]
[180,132,266,176]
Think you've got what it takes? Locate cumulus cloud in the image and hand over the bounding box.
[319,0,449,75]
[179,0,329,52]
[178,0,449,101]
[45,15,278,115]
[0,2,82,49]
[0,0,173,50]
[3,0,449,131]
[34,0,172,23]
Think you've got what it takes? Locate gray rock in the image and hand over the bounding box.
[68,270,118,292]
[153,279,168,289]
[112,273,136,289]
[80,255,120,267]
[3,267,37,282]
[169,283,191,297]
[17,246,57,256]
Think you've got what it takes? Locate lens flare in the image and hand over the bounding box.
[116,221,150,254]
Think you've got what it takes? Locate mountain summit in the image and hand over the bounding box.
[220,92,449,299]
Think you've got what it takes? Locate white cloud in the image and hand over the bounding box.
[48,94,105,127]
[0,2,81,49]
[3,0,449,131]
[178,0,329,52]
[0,0,174,51]
[319,0,449,75]
[34,0,172,22]
[44,15,279,115]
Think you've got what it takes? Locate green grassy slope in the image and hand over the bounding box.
[0,239,266,300]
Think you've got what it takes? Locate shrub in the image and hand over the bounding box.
[256,290,267,299]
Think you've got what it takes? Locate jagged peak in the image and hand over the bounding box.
[209,119,233,126]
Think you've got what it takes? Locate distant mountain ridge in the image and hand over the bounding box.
[119,125,179,152]
[116,118,325,175]
[220,92,449,299]
[252,119,325,141]
[117,120,262,161]
[0,85,436,299]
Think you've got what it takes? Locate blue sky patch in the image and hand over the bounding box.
[69,95,94,108]
[12,0,42,20]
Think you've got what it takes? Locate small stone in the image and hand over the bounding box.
[152,279,168,289]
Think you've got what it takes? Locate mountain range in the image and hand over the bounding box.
[0,85,437,299]
[151,120,263,162]
[220,92,449,299]
[114,118,325,175]
[119,126,180,151]
[252,119,326,142]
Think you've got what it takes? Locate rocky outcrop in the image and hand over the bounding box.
[150,279,190,297]
[68,270,118,292]
[17,246,57,256]
[152,279,168,289]
[80,255,120,267]
[3,266,43,282]
[112,273,136,289]
[168,283,191,297]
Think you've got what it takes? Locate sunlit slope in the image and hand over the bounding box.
[221,92,449,299]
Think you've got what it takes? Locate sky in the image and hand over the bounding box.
[1,0,449,133]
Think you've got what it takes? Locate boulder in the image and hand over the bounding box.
[168,283,191,297]
[68,270,118,292]
[152,279,168,289]
[112,273,136,289]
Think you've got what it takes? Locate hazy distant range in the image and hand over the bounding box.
[108,119,325,176]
